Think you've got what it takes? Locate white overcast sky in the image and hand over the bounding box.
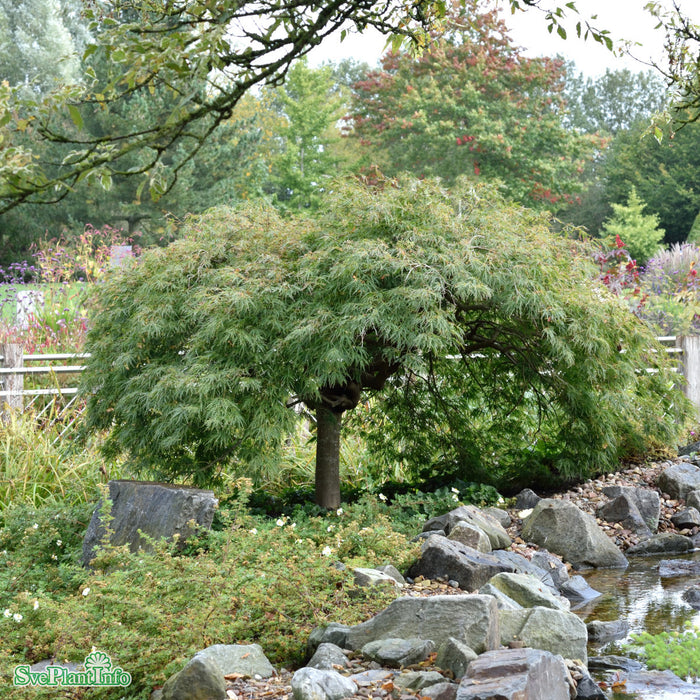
[308,0,700,77]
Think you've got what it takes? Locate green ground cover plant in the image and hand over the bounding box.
[0,479,470,699]
[625,624,700,681]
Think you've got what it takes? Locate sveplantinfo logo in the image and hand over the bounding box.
[13,650,131,688]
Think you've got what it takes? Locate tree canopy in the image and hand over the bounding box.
[81,176,687,507]
[0,0,614,214]
[348,3,600,210]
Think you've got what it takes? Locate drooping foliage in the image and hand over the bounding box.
[81,177,688,506]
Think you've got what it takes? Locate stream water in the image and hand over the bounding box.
[575,550,700,700]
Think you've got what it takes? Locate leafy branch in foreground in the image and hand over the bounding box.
[0,0,613,213]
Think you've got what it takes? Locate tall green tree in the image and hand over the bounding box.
[0,0,89,93]
[81,177,686,508]
[603,117,700,244]
[563,67,668,136]
[348,2,600,211]
[265,58,347,210]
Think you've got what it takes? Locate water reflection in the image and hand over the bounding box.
[576,550,700,649]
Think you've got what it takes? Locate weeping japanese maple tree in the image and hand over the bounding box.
[81,176,687,508]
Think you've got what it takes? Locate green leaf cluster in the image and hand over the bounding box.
[81,177,689,496]
[601,187,665,266]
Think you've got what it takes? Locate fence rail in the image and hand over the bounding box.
[2,337,700,425]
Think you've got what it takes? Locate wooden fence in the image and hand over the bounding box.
[1,337,700,427]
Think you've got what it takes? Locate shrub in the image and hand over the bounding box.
[640,242,700,334]
[0,491,409,699]
[627,624,700,681]
[601,187,665,266]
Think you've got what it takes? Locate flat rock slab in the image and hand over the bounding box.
[408,535,514,591]
[658,559,700,577]
[522,499,628,569]
[626,533,692,557]
[620,670,700,699]
[457,647,572,700]
[195,643,275,678]
[345,595,499,655]
[82,480,217,566]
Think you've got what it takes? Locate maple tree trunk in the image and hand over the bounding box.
[315,404,342,509]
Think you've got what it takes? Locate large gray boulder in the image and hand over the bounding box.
[162,655,226,700]
[597,493,651,538]
[657,462,700,500]
[600,486,660,532]
[82,480,217,566]
[345,595,499,654]
[457,648,573,700]
[480,573,569,611]
[194,643,274,678]
[490,550,558,595]
[586,620,629,643]
[291,668,356,700]
[521,499,628,569]
[499,607,588,663]
[626,533,693,556]
[407,535,514,590]
[307,624,351,655]
[671,507,700,529]
[423,506,511,550]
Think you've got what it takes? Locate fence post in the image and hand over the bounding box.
[0,343,23,423]
[678,335,700,418]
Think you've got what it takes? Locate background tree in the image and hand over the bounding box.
[264,58,348,210]
[600,188,665,266]
[603,117,700,244]
[563,67,668,136]
[0,0,613,215]
[348,2,600,211]
[0,0,89,93]
[81,176,687,508]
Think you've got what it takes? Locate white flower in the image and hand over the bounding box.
[290,523,296,529]
[276,518,285,527]
[55,540,62,547]
[451,493,459,501]
[50,554,58,561]
[1,550,6,555]
[327,525,334,532]
[32,523,38,529]
[336,508,343,516]
[82,587,90,597]
[321,546,332,557]
[33,600,39,611]
[3,609,10,618]
[296,539,303,545]
[13,613,22,623]
[378,493,387,502]
[451,487,460,494]
[248,528,258,535]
